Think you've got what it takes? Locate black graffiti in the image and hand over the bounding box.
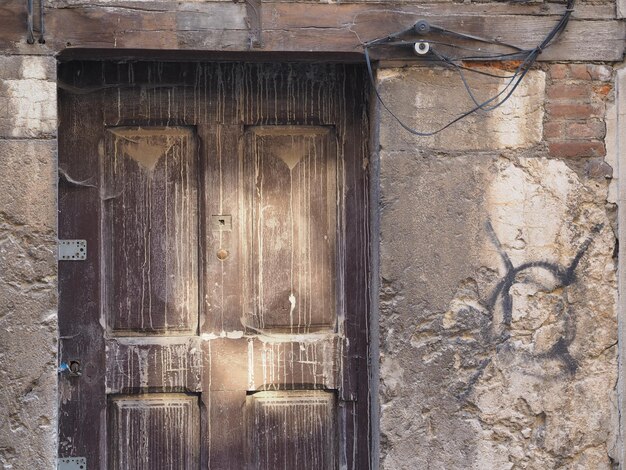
[486,221,602,328]
[459,221,602,399]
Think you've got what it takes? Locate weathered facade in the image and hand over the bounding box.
[378,64,621,468]
[0,0,624,468]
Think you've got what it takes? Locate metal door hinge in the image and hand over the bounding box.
[58,457,86,469]
[58,240,87,261]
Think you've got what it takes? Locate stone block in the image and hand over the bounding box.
[0,56,56,81]
[0,140,57,232]
[0,56,58,470]
[376,67,545,152]
[0,283,57,470]
[0,56,57,138]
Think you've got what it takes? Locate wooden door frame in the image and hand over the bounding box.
[57,56,379,469]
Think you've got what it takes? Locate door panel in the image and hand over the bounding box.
[245,126,337,333]
[108,394,200,470]
[58,62,370,470]
[103,127,199,335]
[247,390,337,470]
[105,339,203,394]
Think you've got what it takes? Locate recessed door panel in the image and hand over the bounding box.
[245,127,337,333]
[108,394,200,470]
[247,391,336,470]
[105,339,203,394]
[102,127,199,335]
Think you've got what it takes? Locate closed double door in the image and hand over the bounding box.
[58,61,370,469]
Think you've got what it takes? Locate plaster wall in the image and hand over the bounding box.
[377,65,619,469]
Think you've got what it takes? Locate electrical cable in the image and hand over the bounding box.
[364,0,575,136]
[370,39,533,63]
[431,48,535,111]
[39,0,45,44]
[26,0,35,44]
[427,23,524,51]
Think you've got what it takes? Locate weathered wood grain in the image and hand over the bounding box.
[247,391,337,470]
[244,126,338,334]
[262,4,626,61]
[108,394,200,470]
[0,0,623,61]
[103,127,199,336]
[106,338,203,394]
[58,89,107,466]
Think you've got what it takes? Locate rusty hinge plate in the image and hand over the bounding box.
[58,457,86,469]
[58,240,87,261]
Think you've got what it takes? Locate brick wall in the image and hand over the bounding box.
[545,64,612,159]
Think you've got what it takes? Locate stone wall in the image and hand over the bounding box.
[0,56,57,469]
[377,64,619,469]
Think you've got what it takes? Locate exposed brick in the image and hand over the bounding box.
[569,64,592,81]
[549,64,569,80]
[546,82,590,100]
[565,121,606,140]
[545,102,601,120]
[593,83,612,99]
[566,64,613,82]
[543,121,563,140]
[548,140,605,158]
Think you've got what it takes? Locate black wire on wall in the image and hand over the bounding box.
[363,0,575,136]
[26,0,45,44]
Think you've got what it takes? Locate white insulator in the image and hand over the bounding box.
[414,41,430,55]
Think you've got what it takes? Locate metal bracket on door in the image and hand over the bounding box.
[58,457,86,469]
[58,240,87,261]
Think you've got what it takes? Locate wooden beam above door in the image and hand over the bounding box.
[1,0,624,61]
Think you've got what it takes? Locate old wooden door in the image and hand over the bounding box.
[58,61,370,469]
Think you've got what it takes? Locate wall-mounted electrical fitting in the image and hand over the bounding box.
[414,42,430,55]
[363,0,575,136]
